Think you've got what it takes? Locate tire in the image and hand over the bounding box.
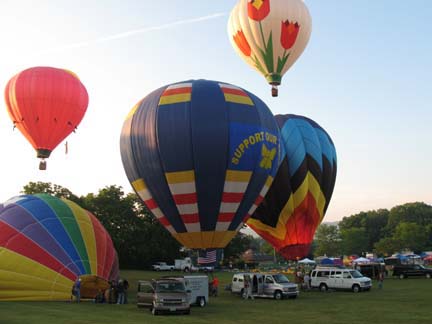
[352,285,360,293]
[198,297,206,307]
[274,291,283,300]
[319,284,328,292]
[185,309,191,315]
[426,273,431,279]
[399,274,405,279]
[184,267,190,273]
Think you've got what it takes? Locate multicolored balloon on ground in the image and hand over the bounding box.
[4,66,89,169]
[228,0,312,96]
[0,194,119,301]
[120,79,280,249]
[247,114,337,260]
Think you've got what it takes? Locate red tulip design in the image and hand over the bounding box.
[280,20,300,50]
[233,30,252,57]
[248,0,270,22]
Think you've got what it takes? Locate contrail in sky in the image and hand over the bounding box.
[36,12,227,55]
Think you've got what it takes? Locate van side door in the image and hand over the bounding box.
[329,270,343,289]
[342,271,353,289]
[137,282,154,307]
[263,275,275,296]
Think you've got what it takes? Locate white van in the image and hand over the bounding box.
[310,267,372,293]
[231,272,299,300]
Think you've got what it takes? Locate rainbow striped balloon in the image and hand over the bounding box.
[0,194,119,301]
[248,114,337,260]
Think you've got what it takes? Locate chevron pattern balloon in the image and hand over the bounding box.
[0,194,119,301]
[247,114,337,260]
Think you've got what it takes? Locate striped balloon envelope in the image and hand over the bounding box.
[247,114,337,260]
[0,194,119,301]
[120,79,280,249]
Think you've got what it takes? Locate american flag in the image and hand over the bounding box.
[198,249,217,264]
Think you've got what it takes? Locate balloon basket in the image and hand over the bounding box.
[271,85,278,97]
[39,160,47,170]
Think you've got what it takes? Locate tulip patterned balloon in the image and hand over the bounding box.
[228,0,312,96]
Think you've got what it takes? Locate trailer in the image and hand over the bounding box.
[165,275,209,307]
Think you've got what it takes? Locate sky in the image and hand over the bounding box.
[0,0,431,223]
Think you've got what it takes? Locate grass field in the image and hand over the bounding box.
[0,270,431,324]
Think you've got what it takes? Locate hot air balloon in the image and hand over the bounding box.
[0,194,119,301]
[4,66,89,169]
[247,114,337,260]
[228,0,312,96]
[120,79,280,249]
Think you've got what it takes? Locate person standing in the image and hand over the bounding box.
[74,278,81,303]
[303,272,311,291]
[243,276,254,300]
[116,279,125,304]
[378,271,384,289]
[123,278,129,304]
[211,276,219,297]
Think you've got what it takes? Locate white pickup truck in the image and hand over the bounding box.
[152,262,175,271]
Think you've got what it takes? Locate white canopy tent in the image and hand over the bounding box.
[298,258,316,264]
[353,257,371,264]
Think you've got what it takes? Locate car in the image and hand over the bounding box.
[137,279,190,315]
[356,263,387,279]
[310,267,372,293]
[152,262,175,271]
[197,265,214,273]
[392,264,432,279]
[231,272,299,300]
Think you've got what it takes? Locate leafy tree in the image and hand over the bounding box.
[21,181,81,203]
[21,182,182,269]
[387,202,432,232]
[313,224,341,257]
[80,185,181,268]
[339,209,389,251]
[364,209,389,249]
[224,232,255,263]
[340,227,368,256]
[393,222,428,253]
[374,237,400,256]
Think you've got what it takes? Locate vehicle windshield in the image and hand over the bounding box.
[349,270,364,278]
[156,282,185,293]
[273,274,290,283]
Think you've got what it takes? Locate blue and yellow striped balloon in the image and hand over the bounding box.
[120,80,280,249]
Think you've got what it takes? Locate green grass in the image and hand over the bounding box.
[0,270,431,324]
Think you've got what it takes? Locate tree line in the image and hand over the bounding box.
[313,202,432,257]
[21,182,431,265]
[21,182,256,269]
